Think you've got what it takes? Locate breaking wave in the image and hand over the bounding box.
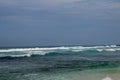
[0,45,120,58]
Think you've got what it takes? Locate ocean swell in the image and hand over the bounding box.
[0,45,120,58]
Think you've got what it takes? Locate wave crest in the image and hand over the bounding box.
[0,45,120,58]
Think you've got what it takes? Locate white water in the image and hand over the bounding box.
[0,45,120,57]
[102,76,112,80]
[0,45,119,52]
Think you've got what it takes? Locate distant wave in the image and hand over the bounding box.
[0,45,120,58]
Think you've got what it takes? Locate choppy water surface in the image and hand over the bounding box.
[0,45,120,80]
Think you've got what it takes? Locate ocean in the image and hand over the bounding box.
[0,45,120,80]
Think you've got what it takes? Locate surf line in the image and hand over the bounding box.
[102,76,112,80]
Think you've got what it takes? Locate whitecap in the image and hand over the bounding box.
[97,49,103,52]
[0,46,120,58]
[110,45,117,47]
[104,49,116,52]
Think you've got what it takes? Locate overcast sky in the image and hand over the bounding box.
[0,0,120,47]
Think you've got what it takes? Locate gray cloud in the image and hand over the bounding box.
[0,0,120,46]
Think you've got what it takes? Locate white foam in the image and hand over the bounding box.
[0,46,119,53]
[105,49,116,52]
[110,45,117,47]
[0,47,54,53]
[102,76,112,80]
[0,46,120,58]
[28,51,49,55]
[97,49,103,52]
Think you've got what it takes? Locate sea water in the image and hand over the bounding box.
[0,45,120,80]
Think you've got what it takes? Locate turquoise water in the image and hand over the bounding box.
[0,45,120,80]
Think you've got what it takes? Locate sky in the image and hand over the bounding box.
[0,0,120,47]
